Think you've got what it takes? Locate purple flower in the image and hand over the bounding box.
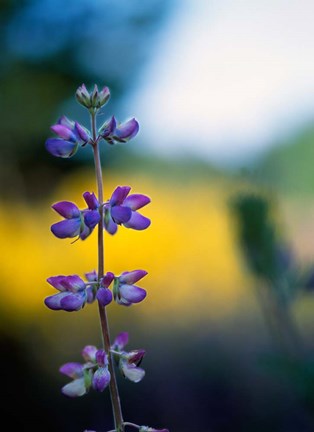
[104,186,151,235]
[44,272,98,312]
[60,346,110,397]
[119,348,146,383]
[113,270,148,306]
[44,275,87,312]
[96,272,114,307]
[99,116,139,145]
[46,116,90,158]
[111,332,146,383]
[51,192,100,240]
[59,361,92,397]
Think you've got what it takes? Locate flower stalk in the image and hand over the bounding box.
[91,112,124,431]
[44,84,168,432]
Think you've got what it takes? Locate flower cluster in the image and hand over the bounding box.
[45,269,147,312]
[50,186,150,240]
[46,85,139,160]
[60,345,110,397]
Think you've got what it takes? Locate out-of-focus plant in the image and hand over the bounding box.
[232,193,314,414]
[44,84,168,432]
[232,193,302,358]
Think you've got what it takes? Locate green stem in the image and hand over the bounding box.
[91,111,124,432]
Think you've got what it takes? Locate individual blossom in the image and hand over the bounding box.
[119,349,146,383]
[96,272,114,306]
[60,345,110,397]
[111,332,145,383]
[51,191,100,240]
[99,116,139,145]
[104,186,151,235]
[44,272,98,312]
[113,270,147,306]
[45,115,90,158]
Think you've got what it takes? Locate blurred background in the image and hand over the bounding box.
[2,0,314,431]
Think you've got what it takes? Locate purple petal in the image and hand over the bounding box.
[111,205,132,224]
[62,275,85,292]
[84,210,100,229]
[50,124,77,141]
[98,86,110,106]
[127,349,145,366]
[61,377,86,397]
[51,218,81,239]
[57,115,74,129]
[123,211,151,230]
[82,345,98,362]
[112,332,129,350]
[119,284,147,304]
[101,272,115,288]
[44,292,69,310]
[96,287,112,307]
[120,361,145,383]
[60,292,86,311]
[83,192,99,210]
[59,362,84,378]
[99,116,116,138]
[86,286,96,303]
[52,201,80,219]
[79,224,92,240]
[95,349,107,367]
[45,138,78,158]
[114,118,139,141]
[110,186,131,206]
[104,207,118,235]
[85,270,97,282]
[46,275,67,291]
[92,367,111,392]
[74,122,90,142]
[123,194,151,210]
[120,270,148,285]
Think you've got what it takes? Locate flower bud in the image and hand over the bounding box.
[98,86,110,107]
[76,84,92,108]
[90,84,99,107]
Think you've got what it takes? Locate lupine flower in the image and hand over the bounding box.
[113,270,147,306]
[119,349,146,383]
[96,272,114,306]
[111,332,145,383]
[139,427,169,432]
[51,192,100,240]
[99,116,139,144]
[45,115,90,158]
[104,186,150,235]
[60,346,110,397]
[45,275,87,312]
[44,272,98,312]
